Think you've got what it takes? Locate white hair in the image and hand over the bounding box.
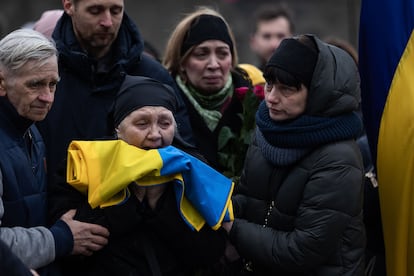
[0,28,57,74]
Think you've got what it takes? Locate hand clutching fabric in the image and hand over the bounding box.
[60,209,110,256]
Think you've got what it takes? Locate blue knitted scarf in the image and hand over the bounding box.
[255,101,363,165]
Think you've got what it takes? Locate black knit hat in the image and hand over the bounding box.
[181,14,233,56]
[112,76,177,127]
[266,37,318,88]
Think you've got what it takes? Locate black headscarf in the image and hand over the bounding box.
[112,75,177,127]
[181,14,233,56]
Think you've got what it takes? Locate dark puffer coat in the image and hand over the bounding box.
[228,35,366,275]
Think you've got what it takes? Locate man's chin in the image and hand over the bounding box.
[93,35,115,45]
[92,41,113,49]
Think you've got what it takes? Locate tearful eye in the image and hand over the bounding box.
[158,118,172,128]
[193,51,208,58]
[134,120,148,127]
[217,51,230,59]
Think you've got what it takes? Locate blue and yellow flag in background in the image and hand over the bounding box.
[66,140,234,232]
[359,0,414,275]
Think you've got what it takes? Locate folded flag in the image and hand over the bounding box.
[66,140,234,231]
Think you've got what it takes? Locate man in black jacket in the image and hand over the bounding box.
[37,0,194,190]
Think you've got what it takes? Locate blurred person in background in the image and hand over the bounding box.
[249,3,294,71]
[33,9,64,40]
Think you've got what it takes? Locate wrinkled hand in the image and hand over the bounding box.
[60,209,110,256]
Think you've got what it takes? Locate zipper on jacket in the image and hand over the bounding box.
[23,129,35,173]
[263,200,275,227]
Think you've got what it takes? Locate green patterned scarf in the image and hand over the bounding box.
[176,75,233,131]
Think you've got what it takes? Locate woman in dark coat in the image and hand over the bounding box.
[48,76,226,276]
[222,34,366,275]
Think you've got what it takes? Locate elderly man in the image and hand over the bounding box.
[0,28,109,275]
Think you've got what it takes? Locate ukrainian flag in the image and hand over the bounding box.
[66,140,234,231]
[359,1,414,275]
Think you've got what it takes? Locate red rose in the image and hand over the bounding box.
[253,85,265,100]
[235,87,249,101]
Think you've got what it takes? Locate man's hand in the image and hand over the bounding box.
[60,209,110,256]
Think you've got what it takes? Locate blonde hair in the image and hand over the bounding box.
[163,6,238,79]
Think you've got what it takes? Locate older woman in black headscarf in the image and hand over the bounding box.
[48,76,226,276]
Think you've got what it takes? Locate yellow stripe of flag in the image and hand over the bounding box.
[377,31,414,276]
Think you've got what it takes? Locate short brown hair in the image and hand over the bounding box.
[251,4,295,34]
